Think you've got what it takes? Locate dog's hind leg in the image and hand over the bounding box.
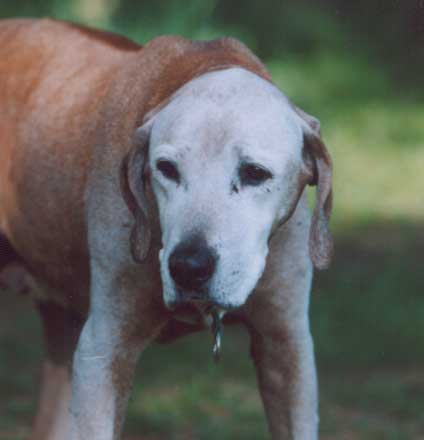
[0,231,20,270]
[30,302,84,440]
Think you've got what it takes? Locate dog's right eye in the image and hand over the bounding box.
[156,159,180,183]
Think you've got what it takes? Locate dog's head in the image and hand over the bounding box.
[121,68,332,311]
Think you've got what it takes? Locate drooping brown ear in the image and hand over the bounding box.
[294,105,334,269]
[120,122,153,262]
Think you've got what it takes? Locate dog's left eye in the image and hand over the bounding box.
[239,163,273,186]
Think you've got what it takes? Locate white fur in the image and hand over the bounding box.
[69,67,320,440]
[149,68,304,309]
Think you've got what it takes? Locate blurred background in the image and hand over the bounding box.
[1,0,423,438]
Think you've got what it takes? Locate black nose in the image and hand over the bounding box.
[168,240,216,290]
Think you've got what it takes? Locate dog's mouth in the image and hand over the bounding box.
[171,301,225,362]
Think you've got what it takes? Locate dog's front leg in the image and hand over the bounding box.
[245,263,318,438]
[69,315,138,440]
[248,315,318,440]
[68,269,166,440]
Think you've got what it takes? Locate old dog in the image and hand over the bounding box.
[0,18,333,440]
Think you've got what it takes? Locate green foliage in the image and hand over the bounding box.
[1,0,423,82]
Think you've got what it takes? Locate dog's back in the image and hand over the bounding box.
[0,19,140,310]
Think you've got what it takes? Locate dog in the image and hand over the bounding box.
[0,18,333,440]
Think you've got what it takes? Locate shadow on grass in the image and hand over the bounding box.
[313,218,424,366]
[1,218,424,439]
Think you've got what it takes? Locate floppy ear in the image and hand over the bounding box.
[120,121,153,262]
[294,106,334,270]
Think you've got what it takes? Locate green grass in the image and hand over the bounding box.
[270,53,424,226]
[1,22,424,440]
[2,301,424,439]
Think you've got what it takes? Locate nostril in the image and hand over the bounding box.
[169,242,216,290]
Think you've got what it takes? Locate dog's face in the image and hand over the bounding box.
[121,68,333,311]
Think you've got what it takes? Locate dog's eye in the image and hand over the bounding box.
[239,163,273,186]
[156,160,180,183]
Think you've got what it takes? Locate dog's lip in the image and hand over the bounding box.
[165,285,242,314]
[167,296,238,312]
[165,295,232,322]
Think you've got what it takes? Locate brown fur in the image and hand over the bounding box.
[0,18,270,316]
